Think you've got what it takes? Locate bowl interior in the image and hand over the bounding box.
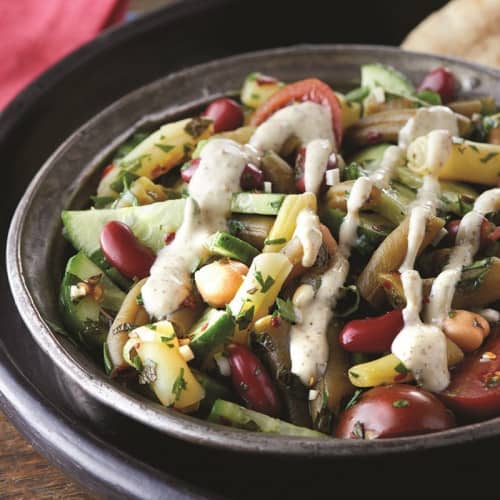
[8,44,500,456]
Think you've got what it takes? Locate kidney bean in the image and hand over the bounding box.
[100,221,155,279]
[417,66,456,102]
[202,97,243,133]
[226,343,281,417]
[339,309,404,353]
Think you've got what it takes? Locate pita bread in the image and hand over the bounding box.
[402,0,500,68]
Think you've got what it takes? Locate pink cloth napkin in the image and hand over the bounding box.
[0,0,129,109]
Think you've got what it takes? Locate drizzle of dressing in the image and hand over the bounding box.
[250,102,335,195]
[392,130,453,392]
[142,139,247,318]
[398,106,459,150]
[290,144,403,385]
[425,187,500,326]
[143,102,337,319]
[292,209,323,267]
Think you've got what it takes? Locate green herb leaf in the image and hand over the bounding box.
[275,297,297,324]
[228,219,246,235]
[254,270,275,293]
[146,324,157,331]
[155,144,175,153]
[270,199,283,209]
[480,152,498,164]
[345,389,363,410]
[136,293,144,306]
[131,352,143,372]
[343,162,361,181]
[416,90,442,106]
[392,399,410,408]
[184,117,212,138]
[349,370,360,379]
[394,362,409,374]
[264,237,287,246]
[448,310,457,318]
[235,305,255,330]
[172,367,188,400]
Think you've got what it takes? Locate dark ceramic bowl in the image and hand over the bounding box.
[7,45,500,457]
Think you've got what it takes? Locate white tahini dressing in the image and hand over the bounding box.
[290,144,403,386]
[142,139,247,318]
[425,187,500,326]
[392,130,453,392]
[398,106,459,150]
[250,102,335,195]
[292,209,323,267]
[143,102,337,319]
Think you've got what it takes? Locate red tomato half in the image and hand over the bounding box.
[441,333,500,419]
[250,78,343,147]
[336,384,455,439]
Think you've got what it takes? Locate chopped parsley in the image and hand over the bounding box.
[184,117,212,138]
[480,152,498,164]
[228,219,246,235]
[448,310,457,318]
[264,237,287,246]
[345,389,363,410]
[131,352,143,372]
[161,333,176,348]
[394,362,409,374]
[235,305,254,330]
[254,270,275,293]
[155,144,175,153]
[136,293,144,306]
[275,297,297,324]
[90,195,115,208]
[392,399,410,408]
[146,324,157,331]
[270,199,283,210]
[172,368,188,400]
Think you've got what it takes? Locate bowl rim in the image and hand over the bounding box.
[7,43,500,457]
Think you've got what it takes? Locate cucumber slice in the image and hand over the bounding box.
[59,252,125,348]
[321,208,394,257]
[62,199,186,258]
[361,63,415,98]
[208,400,327,438]
[231,193,285,215]
[207,231,259,265]
[188,308,235,359]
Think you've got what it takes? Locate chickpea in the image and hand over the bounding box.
[194,259,248,308]
[442,310,490,353]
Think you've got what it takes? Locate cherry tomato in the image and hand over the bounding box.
[240,163,264,190]
[417,66,456,102]
[100,221,155,279]
[440,333,500,419]
[444,218,495,247]
[226,343,281,417]
[202,98,243,133]
[336,384,455,439]
[250,78,343,147]
[181,158,200,183]
[339,309,404,353]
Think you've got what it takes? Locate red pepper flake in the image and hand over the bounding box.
[382,280,393,290]
[394,373,407,382]
[200,322,209,332]
[182,294,198,310]
[271,315,282,328]
[422,296,430,304]
[164,232,176,244]
[100,163,115,179]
